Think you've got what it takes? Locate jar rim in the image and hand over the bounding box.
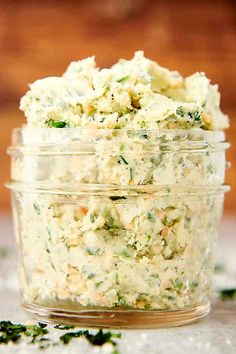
[10,127,228,150]
[5,180,231,196]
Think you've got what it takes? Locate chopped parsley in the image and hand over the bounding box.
[0,320,121,350]
[33,203,41,215]
[189,111,201,122]
[220,288,236,301]
[59,329,121,346]
[118,155,129,165]
[117,75,130,83]
[176,106,185,117]
[0,321,48,346]
[54,324,75,330]
[46,119,67,128]
[147,212,155,222]
[109,196,126,201]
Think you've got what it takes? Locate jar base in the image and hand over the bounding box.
[22,302,210,329]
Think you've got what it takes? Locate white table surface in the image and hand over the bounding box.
[0,213,235,354]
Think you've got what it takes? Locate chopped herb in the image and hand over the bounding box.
[118,155,129,165]
[178,157,184,166]
[190,111,201,122]
[46,119,67,128]
[0,321,48,346]
[172,278,184,291]
[119,143,125,152]
[147,212,155,222]
[176,106,185,117]
[207,164,214,174]
[139,120,146,128]
[138,130,149,139]
[190,281,199,290]
[89,213,96,223]
[0,321,26,344]
[33,203,40,215]
[130,168,133,180]
[117,75,129,83]
[109,196,126,201]
[60,329,121,347]
[85,247,100,256]
[54,324,75,330]
[215,263,224,273]
[25,323,49,343]
[0,321,121,350]
[220,288,236,301]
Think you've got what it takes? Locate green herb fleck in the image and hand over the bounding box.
[215,263,224,273]
[207,164,214,174]
[110,196,126,201]
[119,143,125,152]
[147,212,155,222]
[178,157,184,166]
[0,321,26,344]
[117,76,129,83]
[90,213,96,223]
[176,106,185,117]
[220,288,236,301]
[85,247,100,256]
[130,168,133,180]
[60,329,121,347]
[190,111,201,122]
[118,155,128,165]
[46,119,67,128]
[54,324,75,330]
[172,278,184,291]
[33,203,40,215]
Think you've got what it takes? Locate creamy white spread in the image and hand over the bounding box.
[20,51,228,130]
[15,52,228,312]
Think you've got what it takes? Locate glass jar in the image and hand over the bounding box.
[6,128,230,328]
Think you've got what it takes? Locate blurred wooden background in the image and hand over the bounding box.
[0,0,235,213]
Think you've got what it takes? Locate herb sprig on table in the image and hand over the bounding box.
[0,320,121,351]
[220,288,236,301]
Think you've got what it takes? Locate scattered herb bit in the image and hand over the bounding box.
[0,321,121,351]
[176,106,185,117]
[178,157,184,166]
[117,75,130,83]
[60,329,121,347]
[207,164,215,174]
[130,168,133,180]
[0,321,48,346]
[190,281,199,290]
[139,120,146,128]
[54,324,75,330]
[220,288,236,301]
[118,155,129,165]
[110,196,126,201]
[46,119,67,128]
[89,213,96,223]
[147,212,155,222]
[0,321,26,344]
[24,323,49,343]
[85,247,100,256]
[138,131,149,139]
[189,111,201,122]
[119,143,125,152]
[215,263,225,273]
[33,203,41,215]
[172,278,184,291]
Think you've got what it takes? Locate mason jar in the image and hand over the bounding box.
[6,128,230,328]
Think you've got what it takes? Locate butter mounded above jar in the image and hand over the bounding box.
[20,51,228,131]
